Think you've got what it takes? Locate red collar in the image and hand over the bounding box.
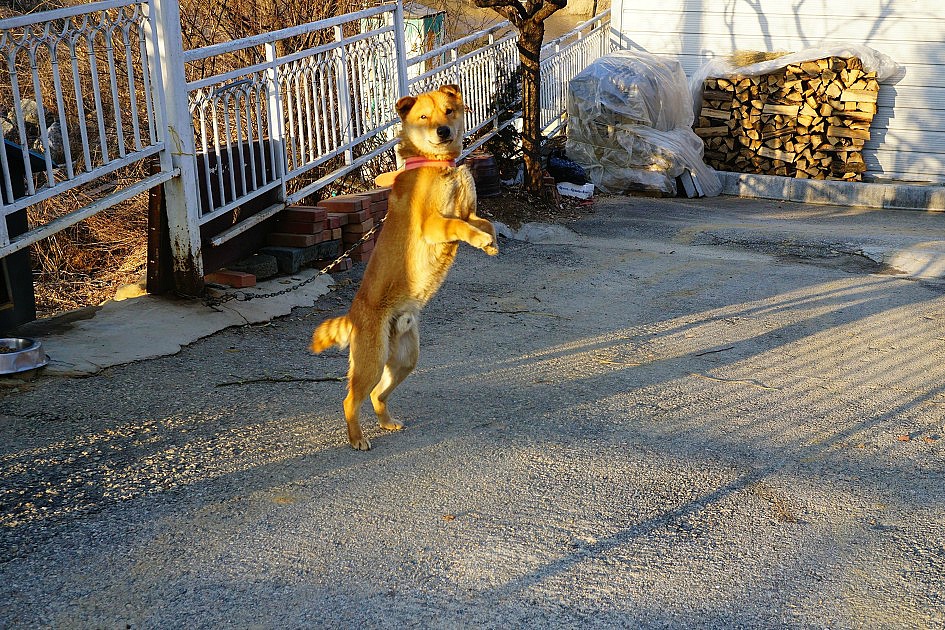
[403,156,456,170]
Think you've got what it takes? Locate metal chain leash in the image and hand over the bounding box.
[204,215,385,307]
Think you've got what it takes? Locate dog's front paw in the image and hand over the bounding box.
[469,230,493,251]
[350,435,372,451]
[483,243,499,256]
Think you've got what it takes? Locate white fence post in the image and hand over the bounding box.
[390,0,409,167]
[264,42,288,201]
[392,0,409,98]
[148,0,204,295]
[333,26,354,166]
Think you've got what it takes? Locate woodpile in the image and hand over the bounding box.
[695,56,879,181]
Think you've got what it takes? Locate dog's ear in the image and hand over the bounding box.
[438,84,462,102]
[395,95,417,120]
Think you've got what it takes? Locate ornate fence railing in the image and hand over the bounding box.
[0,0,174,258]
[0,1,611,292]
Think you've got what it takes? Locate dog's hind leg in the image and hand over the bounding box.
[371,312,419,431]
[343,320,388,451]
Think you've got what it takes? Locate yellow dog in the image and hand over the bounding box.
[311,85,498,450]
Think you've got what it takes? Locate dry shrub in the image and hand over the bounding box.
[29,182,148,317]
[3,0,157,316]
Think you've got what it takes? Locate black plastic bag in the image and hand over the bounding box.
[547,150,588,185]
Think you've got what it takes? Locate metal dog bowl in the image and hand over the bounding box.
[0,338,48,375]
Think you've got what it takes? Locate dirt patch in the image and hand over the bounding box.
[476,186,595,230]
[699,234,906,276]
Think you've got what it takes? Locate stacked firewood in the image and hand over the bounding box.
[695,56,880,181]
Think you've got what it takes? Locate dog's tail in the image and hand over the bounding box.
[310,315,353,353]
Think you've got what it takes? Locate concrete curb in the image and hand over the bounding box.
[718,171,945,211]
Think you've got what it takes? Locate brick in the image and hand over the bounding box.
[332,208,370,223]
[352,249,373,263]
[354,239,375,253]
[370,199,387,215]
[342,217,374,234]
[330,227,342,239]
[275,220,326,235]
[282,206,327,223]
[205,270,255,288]
[362,188,390,202]
[342,231,368,245]
[267,232,318,248]
[317,195,370,213]
[326,212,348,227]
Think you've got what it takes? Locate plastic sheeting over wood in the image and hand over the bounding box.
[566,51,721,196]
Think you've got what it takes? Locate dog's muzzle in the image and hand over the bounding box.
[436,125,452,140]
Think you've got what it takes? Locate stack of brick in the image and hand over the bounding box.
[232,187,390,278]
[260,205,342,274]
[316,188,390,264]
[315,212,351,272]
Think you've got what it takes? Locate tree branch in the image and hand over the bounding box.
[474,0,528,20]
[531,0,567,22]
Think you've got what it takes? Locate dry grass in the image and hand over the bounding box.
[29,187,148,317]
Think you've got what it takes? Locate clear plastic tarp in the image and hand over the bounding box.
[566,51,721,196]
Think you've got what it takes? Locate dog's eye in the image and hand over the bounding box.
[419,115,427,120]
[445,108,453,115]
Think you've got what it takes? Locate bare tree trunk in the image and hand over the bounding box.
[519,19,544,192]
[474,0,566,194]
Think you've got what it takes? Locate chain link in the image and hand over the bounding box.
[204,216,385,308]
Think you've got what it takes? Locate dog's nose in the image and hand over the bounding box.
[436,125,452,140]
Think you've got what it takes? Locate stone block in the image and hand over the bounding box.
[259,246,307,273]
[267,232,318,248]
[227,253,279,279]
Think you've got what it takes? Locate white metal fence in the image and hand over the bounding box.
[0,0,174,257]
[0,0,611,288]
[540,11,612,136]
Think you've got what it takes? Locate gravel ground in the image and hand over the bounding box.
[1,195,943,628]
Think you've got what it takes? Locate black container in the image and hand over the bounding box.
[0,140,45,332]
[465,152,502,198]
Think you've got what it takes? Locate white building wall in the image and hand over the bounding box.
[611,0,945,184]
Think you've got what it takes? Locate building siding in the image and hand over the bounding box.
[611,0,945,184]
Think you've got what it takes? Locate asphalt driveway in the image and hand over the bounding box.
[1,195,943,628]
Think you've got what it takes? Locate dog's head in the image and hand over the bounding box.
[396,85,465,159]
